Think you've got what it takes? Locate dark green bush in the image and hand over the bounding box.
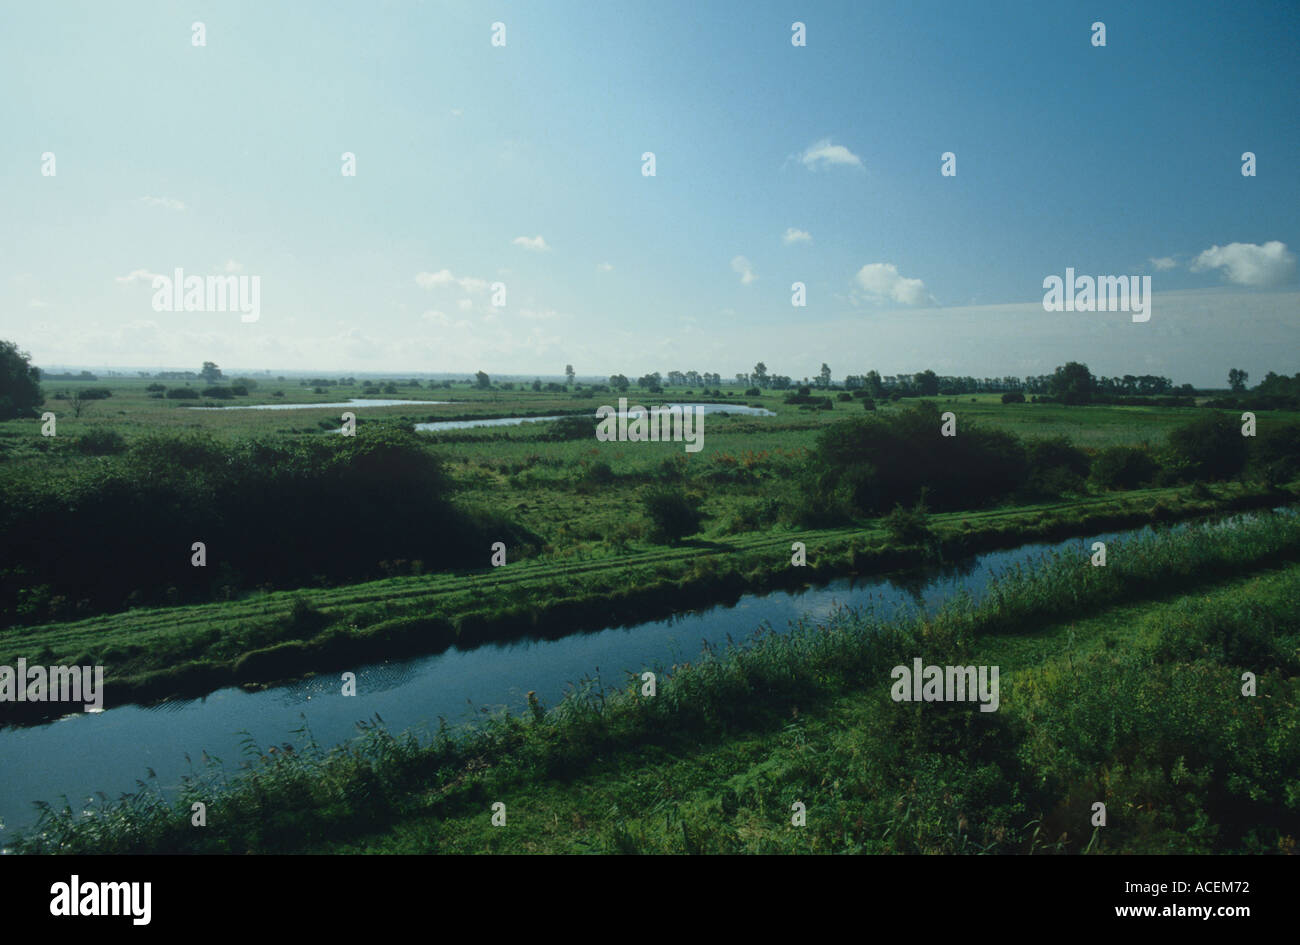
[75,428,127,456]
[1025,436,1090,496]
[813,402,1028,515]
[643,487,704,543]
[1166,413,1247,482]
[1090,446,1157,490]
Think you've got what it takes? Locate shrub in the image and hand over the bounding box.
[1025,436,1090,496]
[581,460,616,485]
[1000,391,1025,404]
[861,398,876,411]
[643,487,704,543]
[1250,421,1300,484]
[165,387,199,399]
[836,392,852,402]
[544,415,598,442]
[0,427,510,623]
[1091,446,1157,490]
[883,499,935,547]
[745,387,761,397]
[75,428,127,456]
[1165,413,1248,482]
[202,387,234,399]
[813,402,1028,515]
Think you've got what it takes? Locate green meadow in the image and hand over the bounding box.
[4,372,1300,853]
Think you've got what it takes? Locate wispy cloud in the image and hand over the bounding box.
[512,235,550,252]
[114,268,163,285]
[783,228,812,244]
[731,255,757,285]
[140,196,186,211]
[1191,240,1295,287]
[597,262,614,271]
[799,138,863,170]
[415,269,488,293]
[1149,256,1178,271]
[855,262,929,305]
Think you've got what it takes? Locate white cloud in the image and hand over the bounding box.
[799,138,863,170]
[855,262,929,305]
[597,262,614,271]
[28,298,49,308]
[114,268,163,285]
[450,107,463,117]
[731,255,757,285]
[415,269,455,289]
[415,269,488,293]
[1191,241,1296,288]
[512,235,550,252]
[1149,256,1178,271]
[518,308,559,320]
[140,196,186,211]
[457,298,474,311]
[783,228,812,244]
[220,259,244,273]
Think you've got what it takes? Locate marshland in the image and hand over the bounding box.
[1,361,1299,853]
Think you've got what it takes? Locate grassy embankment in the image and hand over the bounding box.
[12,509,1300,854]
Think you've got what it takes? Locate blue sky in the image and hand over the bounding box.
[2,0,1296,385]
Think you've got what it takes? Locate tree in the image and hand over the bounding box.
[817,363,832,389]
[565,364,575,386]
[200,361,223,383]
[0,340,44,419]
[1049,362,1095,403]
[865,370,884,398]
[752,362,768,388]
[475,370,491,389]
[609,374,630,392]
[1228,368,1248,393]
[914,369,939,396]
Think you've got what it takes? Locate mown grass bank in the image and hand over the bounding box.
[12,508,1298,853]
[1,481,1293,722]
